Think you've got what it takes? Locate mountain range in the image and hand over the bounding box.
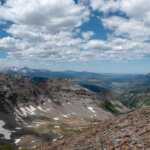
[0,67,150,149]
[0,71,128,149]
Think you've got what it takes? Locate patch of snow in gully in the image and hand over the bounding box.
[53,117,59,120]
[87,106,96,113]
[37,106,46,112]
[14,138,21,144]
[0,120,12,140]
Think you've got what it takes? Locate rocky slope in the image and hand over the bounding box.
[0,74,127,149]
[37,106,150,150]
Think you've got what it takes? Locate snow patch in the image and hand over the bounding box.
[19,105,37,116]
[87,106,95,113]
[59,135,64,139]
[61,114,69,118]
[72,112,76,115]
[53,139,57,142]
[15,138,21,144]
[31,140,36,143]
[25,107,36,115]
[15,127,22,130]
[30,105,37,112]
[37,106,46,112]
[14,111,25,122]
[27,125,33,128]
[54,126,60,128]
[53,117,59,120]
[0,120,12,140]
[20,107,28,116]
[35,122,44,127]
[32,146,36,148]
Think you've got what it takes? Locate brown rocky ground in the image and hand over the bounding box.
[36,106,150,150]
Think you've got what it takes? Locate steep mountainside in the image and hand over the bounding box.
[0,73,44,114]
[120,74,150,109]
[37,106,150,150]
[120,92,150,109]
[0,74,127,149]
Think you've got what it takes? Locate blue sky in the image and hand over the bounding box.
[0,0,150,74]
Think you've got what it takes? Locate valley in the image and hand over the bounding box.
[0,68,149,150]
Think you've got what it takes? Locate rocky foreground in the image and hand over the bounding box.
[37,106,150,150]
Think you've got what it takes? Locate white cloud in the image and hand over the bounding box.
[90,0,150,18]
[82,31,94,40]
[90,0,121,13]
[90,0,150,27]
[102,16,150,41]
[0,0,90,31]
[1,33,150,62]
[83,37,150,61]
[87,0,150,60]
[90,0,150,28]
[0,0,90,61]
[0,0,150,64]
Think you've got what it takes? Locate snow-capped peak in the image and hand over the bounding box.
[3,66,19,72]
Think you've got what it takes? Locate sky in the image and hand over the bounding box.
[0,0,150,74]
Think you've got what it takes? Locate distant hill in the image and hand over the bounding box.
[1,66,140,93]
[2,66,104,79]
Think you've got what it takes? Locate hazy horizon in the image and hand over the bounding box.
[0,65,148,75]
[0,0,150,74]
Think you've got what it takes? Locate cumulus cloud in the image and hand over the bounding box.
[0,0,90,61]
[102,16,150,41]
[0,0,150,63]
[82,31,94,40]
[90,0,150,36]
[88,0,150,60]
[90,0,150,20]
[90,0,120,13]
[90,0,150,31]
[0,0,90,31]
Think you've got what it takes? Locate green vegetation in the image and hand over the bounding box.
[90,117,100,123]
[80,84,106,93]
[55,126,86,137]
[0,141,16,150]
[89,117,101,126]
[121,93,150,109]
[0,141,30,150]
[101,101,119,114]
[17,148,31,150]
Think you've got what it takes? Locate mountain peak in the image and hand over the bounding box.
[3,66,19,72]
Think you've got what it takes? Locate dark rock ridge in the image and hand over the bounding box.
[0,73,44,114]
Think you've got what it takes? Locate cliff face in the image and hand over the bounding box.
[0,73,44,114]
